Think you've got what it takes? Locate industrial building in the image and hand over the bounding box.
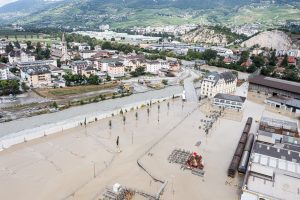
[248,75,300,100]
[241,117,300,200]
[213,93,246,111]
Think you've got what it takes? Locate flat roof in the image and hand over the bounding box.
[249,75,300,95]
[214,93,246,103]
[253,142,300,164]
[246,164,300,200]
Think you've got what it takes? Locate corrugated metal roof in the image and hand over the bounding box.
[249,75,300,95]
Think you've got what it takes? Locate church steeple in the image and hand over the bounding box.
[62,33,66,43]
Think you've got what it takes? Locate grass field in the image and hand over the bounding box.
[36,83,119,98]
[0,30,59,44]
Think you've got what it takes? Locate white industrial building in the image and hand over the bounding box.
[213,93,246,111]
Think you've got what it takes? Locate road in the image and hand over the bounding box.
[0,85,183,138]
[183,69,199,103]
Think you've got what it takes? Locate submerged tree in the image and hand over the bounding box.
[123,116,126,125]
[109,120,112,129]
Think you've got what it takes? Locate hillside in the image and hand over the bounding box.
[0,0,299,29]
[0,0,63,23]
[181,27,228,45]
[241,30,294,50]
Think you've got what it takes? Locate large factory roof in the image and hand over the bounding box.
[249,75,300,94]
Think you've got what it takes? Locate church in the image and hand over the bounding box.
[51,33,71,62]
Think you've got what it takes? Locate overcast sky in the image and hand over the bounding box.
[0,0,17,7]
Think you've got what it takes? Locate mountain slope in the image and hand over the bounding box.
[0,0,62,13]
[1,0,299,29]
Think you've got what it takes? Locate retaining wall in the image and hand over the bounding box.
[0,94,181,151]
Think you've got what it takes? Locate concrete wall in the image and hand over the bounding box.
[0,94,181,151]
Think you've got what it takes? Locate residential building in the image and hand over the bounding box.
[213,93,246,110]
[79,50,97,59]
[17,60,57,68]
[248,75,300,99]
[100,58,123,72]
[241,117,300,200]
[200,71,237,98]
[82,66,97,78]
[8,49,35,64]
[168,60,181,72]
[145,60,162,74]
[21,65,52,88]
[107,62,125,78]
[78,43,91,51]
[70,60,90,75]
[0,63,9,80]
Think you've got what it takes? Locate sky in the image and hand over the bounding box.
[0,0,17,7]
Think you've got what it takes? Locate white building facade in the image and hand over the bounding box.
[201,71,237,98]
[0,63,9,80]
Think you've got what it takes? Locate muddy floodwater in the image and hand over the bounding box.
[0,88,297,200]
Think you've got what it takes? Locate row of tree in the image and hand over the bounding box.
[63,72,111,86]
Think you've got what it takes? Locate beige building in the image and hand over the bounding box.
[82,66,97,78]
[200,71,237,98]
[108,62,125,78]
[21,65,52,88]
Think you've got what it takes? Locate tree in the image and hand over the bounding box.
[0,56,8,63]
[26,41,34,50]
[246,65,257,73]
[0,80,20,96]
[130,67,145,77]
[283,65,299,82]
[44,48,51,59]
[161,79,168,85]
[109,120,112,129]
[87,75,100,85]
[123,116,126,125]
[21,82,29,92]
[52,101,58,108]
[282,54,288,67]
[57,59,62,67]
[239,51,250,64]
[102,41,112,50]
[14,41,21,49]
[269,51,276,66]
[106,75,111,82]
[5,42,14,53]
[202,49,217,61]
[252,55,265,67]
[261,65,275,76]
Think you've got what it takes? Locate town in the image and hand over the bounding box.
[0,5,300,199]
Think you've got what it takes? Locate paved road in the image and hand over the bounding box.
[0,86,183,137]
[183,69,199,103]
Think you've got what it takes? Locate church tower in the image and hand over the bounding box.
[61,33,68,61]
